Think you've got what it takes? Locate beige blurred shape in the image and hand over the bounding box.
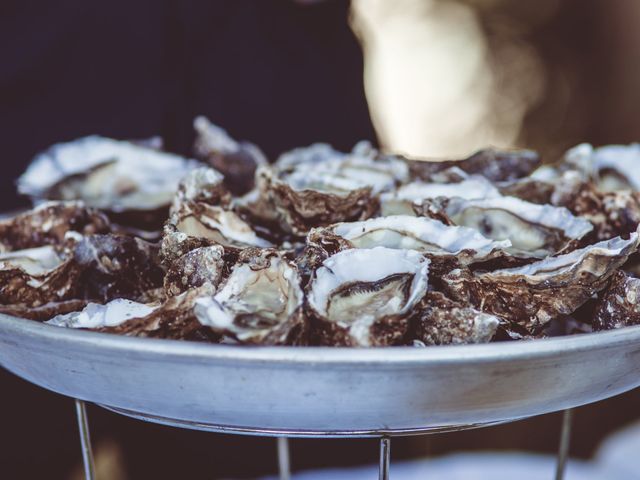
[351,0,546,158]
[69,439,127,480]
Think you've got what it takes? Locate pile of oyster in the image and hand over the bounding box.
[4,120,640,347]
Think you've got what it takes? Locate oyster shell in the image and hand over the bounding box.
[307,215,510,266]
[413,291,500,345]
[593,271,640,330]
[437,196,594,258]
[442,233,640,330]
[73,234,165,303]
[0,201,110,252]
[164,245,225,297]
[380,175,500,216]
[258,141,409,235]
[406,148,541,182]
[46,298,157,329]
[18,136,199,223]
[194,249,306,345]
[170,166,230,212]
[307,247,429,346]
[563,143,640,191]
[193,116,268,195]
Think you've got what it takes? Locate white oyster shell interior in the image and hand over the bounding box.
[46,299,156,329]
[308,247,429,344]
[0,246,64,276]
[18,136,199,211]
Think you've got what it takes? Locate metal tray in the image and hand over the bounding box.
[1,313,639,438]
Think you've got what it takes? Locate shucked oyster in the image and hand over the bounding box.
[258,142,409,235]
[308,247,429,346]
[563,143,640,191]
[406,148,541,183]
[442,233,640,330]
[429,196,594,258]
[46,298,157,329]
[194,249,306,345]
[380,175,500,216]
[413,291,501,345]
[593,271,640,331]
[193,116,268,195]
[18,136,198,227]
[306,215,510,268]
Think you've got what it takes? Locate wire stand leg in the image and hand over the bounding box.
[277,437,291,480]
[554,409,573,480]
[379,437,391,480]
[75,400,96,480]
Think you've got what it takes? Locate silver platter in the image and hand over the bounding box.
[1,313,639,438]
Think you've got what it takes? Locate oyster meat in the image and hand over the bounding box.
[442,233,640,330]
[194,249,306,345]
[413,291,501,345]
[193,116,268,195]
[307,247,429,346]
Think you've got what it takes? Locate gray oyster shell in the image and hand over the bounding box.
[163,246,225,297]
[46,298,157,329]
[170,166,230,213]
[18,136,199,212]
[194,249,306,345]
[307,247,429,346]
[442,232,640,330]
[563,143,640,191]
[413,291,500,345]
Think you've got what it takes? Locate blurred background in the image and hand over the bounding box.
[1,0,640,478]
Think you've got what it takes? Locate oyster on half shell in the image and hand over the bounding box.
[307,247,429,346]
[194,249,306,345]
[563,143,640,192]
[442,232,640,330]
[434,196,594,258]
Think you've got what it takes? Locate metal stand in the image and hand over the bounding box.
[554,409,573,480]
[74,400,575,480]
[74,400,96,480]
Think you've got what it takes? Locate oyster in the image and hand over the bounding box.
[258,141,409,235]
[307,247,429,346]
[563,143,640,191]
[406,148,541,182]
[593,271,640,330]
[18,136,199,228]
[170,166,230,212]
[0,245,82,307]
[0,201,110,252]
[46,298,157,329]
[380,175,500,216]
[73,234,165,303]
[163,201,273,262]
[307,215,510,266]
[193,116,268,195]
[194,249,306,345]
[413,291,500,345]
[437,196,594,258]
[164,245,226,297]
[442,233,640,330]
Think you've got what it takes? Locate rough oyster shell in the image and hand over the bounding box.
[380,175,501,216]
[442,233,640,330]
[406,148,541,182]
[563,143,640,191]
[438,196,594,258]
[307,247,429,346]
[413,291,500,345]
[0,201,110,252]
[74,234,165,303]
[170,166,230,213]
[593,271,640,330]
[164,246,225,297]
[193,116,268,195]
[194,249,306,345]
[18,136,198,214]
